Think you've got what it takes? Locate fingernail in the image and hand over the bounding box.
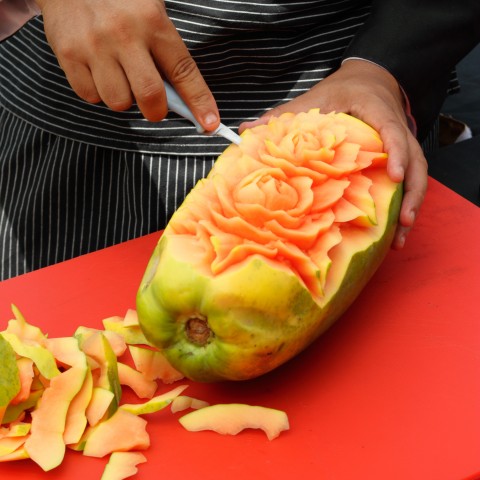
[204,112,218,126]
[395,165,405,179]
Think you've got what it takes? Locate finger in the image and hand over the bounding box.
[399,137,428,228]
[151,19,219,131]
[89,58,133,112]
[374,117,414,249]
[60,60,102,105]
[120,49,168,122]
[371,113,409,183]
[392,138,428,249]
[392,223,411,250]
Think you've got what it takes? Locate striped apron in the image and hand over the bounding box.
[0,1,432,280]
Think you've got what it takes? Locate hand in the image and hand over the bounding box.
[36,0,220,130]
[239,59,428,249]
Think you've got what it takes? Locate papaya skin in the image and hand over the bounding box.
[137,184,401,382]
[136,111,402,382]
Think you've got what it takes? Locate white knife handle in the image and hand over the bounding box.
[163,81,205,133]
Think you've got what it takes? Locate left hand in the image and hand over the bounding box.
[239,59,428,250]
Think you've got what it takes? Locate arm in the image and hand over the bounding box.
[343,0,480,141]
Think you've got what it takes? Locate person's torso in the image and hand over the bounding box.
[0,0,371,155]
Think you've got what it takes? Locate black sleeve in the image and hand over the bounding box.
[343,0,480,141]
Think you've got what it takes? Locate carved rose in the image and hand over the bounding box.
[168,110,387,299]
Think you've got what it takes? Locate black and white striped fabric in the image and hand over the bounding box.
[1,1,374,280]
[0,1,371,155]
[0,107,217,279]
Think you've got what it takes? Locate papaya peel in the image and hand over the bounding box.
[0,305,289,477]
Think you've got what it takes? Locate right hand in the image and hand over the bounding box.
[36,0,220,130]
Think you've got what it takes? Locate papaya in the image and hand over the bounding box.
[128,345,184,384]
[101,451,147,480]
[171,395,209,413]
[144,110,402,383]
[178,403,290,441]
[119,384,188,415]
[24,343,88,471]
[85,387,115,428]
[117,361,157,399]
[82,408,150,458]
[0,335,21,423]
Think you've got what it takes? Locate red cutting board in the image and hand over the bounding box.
[0,177,479,480]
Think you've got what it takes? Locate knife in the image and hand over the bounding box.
[163,81,242,145]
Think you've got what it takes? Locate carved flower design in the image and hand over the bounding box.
[167,110,388,299]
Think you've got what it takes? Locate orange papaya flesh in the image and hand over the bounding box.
[0,434,30,457]
[82,408,150,458]
[85,387,116,428]
[0,445,29,462]
[0,421,31,437]
[101,451,147,480]
[136,110,402,382]
[128,344,184,384]
[178,403,289,441]
[122,309,139,327]
[2,389,43,425]
[24,339,88,471]
[1,305,290,475]
[10,358,34,405]
[171,395,209,413]
[5,304,47,344]
[117,362,157,399]
[1,332,60,380]
[102,315,155,346]
[76,331,122,418]
[119,384,188,415]
[63,367,93,445]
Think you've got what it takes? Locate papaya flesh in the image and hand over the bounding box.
[136,110,402,382]
[178,403,289,441]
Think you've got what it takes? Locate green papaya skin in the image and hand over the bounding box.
[136,184,402,382]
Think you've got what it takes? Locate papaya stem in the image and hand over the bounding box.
[185,316,213,346]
